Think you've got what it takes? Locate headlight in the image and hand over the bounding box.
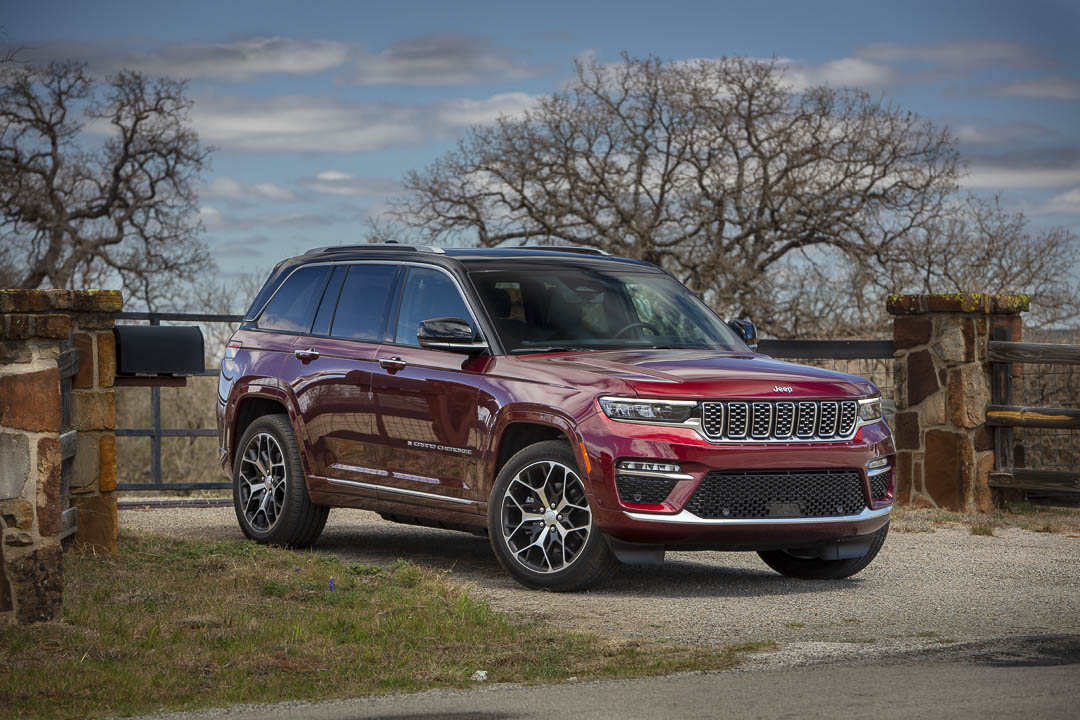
[599,397,697,423]
[858,397,883,422]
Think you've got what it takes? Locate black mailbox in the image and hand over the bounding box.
[113,325,205,376]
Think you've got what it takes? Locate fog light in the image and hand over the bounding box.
[617,460,682,474]
[866,457,890,471]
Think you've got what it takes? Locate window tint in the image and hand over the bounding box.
[311,266,347,335]
[330,264,399,341]
[257,265,331,333]
[393,267,474,346]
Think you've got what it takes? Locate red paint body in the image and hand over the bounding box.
[219,334,894,548]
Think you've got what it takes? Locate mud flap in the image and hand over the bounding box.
[607,537,666,566]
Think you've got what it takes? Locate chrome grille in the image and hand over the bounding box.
[699,400,860,442]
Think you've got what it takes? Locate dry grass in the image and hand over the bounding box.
[890,502,1080,535]
[0,532,771,720]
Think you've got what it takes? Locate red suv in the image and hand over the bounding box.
[217,245,893,591]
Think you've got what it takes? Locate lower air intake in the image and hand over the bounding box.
[685,469,867,519]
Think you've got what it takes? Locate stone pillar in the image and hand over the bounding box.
[887,293,1028,511]
[0,288,122,623]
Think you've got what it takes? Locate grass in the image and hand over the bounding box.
[0,532,772,720]
[890,503,1080,535]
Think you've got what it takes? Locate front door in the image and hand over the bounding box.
[372,266,484,509]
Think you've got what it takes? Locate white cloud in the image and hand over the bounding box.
[24,36,348,81]
[191,92,539,152]
[951,122,1049,145]
[774,57,895,91]
[964,165,1080,189]
[993,77,1080,101]
[204,177,296,202]
[300,172,400,197]
[351,33,542,85]
[1036,188,1080,215]
[854,41,1046,69]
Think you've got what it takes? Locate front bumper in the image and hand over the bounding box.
[578,411,895,549]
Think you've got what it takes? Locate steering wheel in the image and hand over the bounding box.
[613,321,661,339]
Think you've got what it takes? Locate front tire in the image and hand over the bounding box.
[757,522,889,580]
[488,440,617,591]
[232,414,328,548]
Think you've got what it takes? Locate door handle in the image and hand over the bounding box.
[295,348,320,362]
[379,356,407,372]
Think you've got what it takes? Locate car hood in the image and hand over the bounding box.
[526,349,877,399]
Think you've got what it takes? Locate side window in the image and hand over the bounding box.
[311,266,347,335]
[257,265,331,333]
[330,264,399,341]
[393,267,475,347]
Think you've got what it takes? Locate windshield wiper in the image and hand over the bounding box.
[509,346,583,355]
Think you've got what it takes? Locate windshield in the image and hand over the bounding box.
[468,265,748,354]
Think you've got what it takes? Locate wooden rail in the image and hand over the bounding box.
[987,331,1080,494]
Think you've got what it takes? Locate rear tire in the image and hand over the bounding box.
[488,440,618,591]
[757,522,889,580]
[232,414,328,548]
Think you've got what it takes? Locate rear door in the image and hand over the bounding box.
[371,265,484,509]
[285,263,400,495]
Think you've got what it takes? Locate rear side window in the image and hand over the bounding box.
[311,266,347,335]
[257,265,331,333]
[393,267,474,346]
[330,264,399,341]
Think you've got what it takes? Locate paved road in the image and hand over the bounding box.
[121,506,1080,658]
[129,635,1080,720]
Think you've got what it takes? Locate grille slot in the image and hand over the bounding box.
[685,470,867,519]
[796,402,817,438]
[702,403,724,439]
[751,402,772,438]
[616,474,677,505]
[819,401,838,437]
[839,401,858,436]
[870,471,890,500]
[774,402,795,438]
[727,402,748,438]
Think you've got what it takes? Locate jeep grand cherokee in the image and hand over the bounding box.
[217,245,894,591]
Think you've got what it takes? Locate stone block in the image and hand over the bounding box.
[919,390,946,426]
[6,314,32,339]
[924,429,973,511]
[36,314,71,339]
[0,499,34,529]
[74,492,118,554]
[73,290,123,313]
[925,293,988,314]
[934,320,968,364]
[36,436,61,536]
[4,531,33,547]
[893,316,932,350]
[0,340,32,364]
[974,425,994,452]
[7,544,63,623]
[988,294,1030,314]
[71,390,116,431]
[906,349,939,406]
[70,432,101,489]
[947,366,989,429]
[73,312,115,330]
[0,368,61,432]
[973,452,995,513]
[894,412,920,450]
[894,451,912,504]
[98,433,117,493]
[97,331,116,388]
[0,432,30,500]
[72,332,95,389]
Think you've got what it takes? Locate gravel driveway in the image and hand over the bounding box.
[120,505,1080,661]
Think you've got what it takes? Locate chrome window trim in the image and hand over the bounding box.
[624,505,891,525]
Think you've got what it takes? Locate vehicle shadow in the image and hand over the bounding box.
[316,519,857,599]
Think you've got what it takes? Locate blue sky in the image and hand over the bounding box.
[6,0,1080,276]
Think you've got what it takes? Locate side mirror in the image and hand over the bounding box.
[417,317,488,354]
[727,318,758,351]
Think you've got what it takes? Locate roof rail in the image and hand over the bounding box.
[304,243,445,255]
[519,245,611,256]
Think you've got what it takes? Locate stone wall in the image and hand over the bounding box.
[0,289,122,623]
[888,293,1027,511]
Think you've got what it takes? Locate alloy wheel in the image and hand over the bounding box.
[500,460,592,573]
[237,432,287,532]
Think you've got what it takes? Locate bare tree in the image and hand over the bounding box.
[0,61,212,308]
[395,54,961,329]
